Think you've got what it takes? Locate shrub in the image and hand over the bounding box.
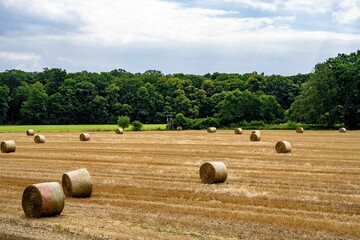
[131,120,143,131]
[117,116,130,129]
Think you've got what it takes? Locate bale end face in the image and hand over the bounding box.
[275,141,292,153]
[1,140,16,153]
[62,168,93,198]
[339,128,346,133]
[22,182,64,218]
[234,128,243,134]
[34,135,45,143]
[80,133,90,141]
[199,162,228,184]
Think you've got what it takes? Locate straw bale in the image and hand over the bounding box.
[250,132,261,141]
[275,141,292,153]
[199,162,228,184]
[234,128,243,134]
[34,135,45,143]
[115,128,124,134]
[207,127,216,133]
[1,140,16,153]
[22,182,64,218]
[80,133,90,141]
[62,168,93,198]
[339,128,346,133]
[177,126,183,131]
[26,129,35,136]
[296,127,304,133]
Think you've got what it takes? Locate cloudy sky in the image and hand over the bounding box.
[0,0,359,75]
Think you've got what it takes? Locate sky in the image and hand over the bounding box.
[0,0,360,75]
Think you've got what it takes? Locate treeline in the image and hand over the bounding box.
[0,50,359,129]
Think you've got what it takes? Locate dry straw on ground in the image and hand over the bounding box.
[339,128,346,133]
[115,128,124,134]
[62,168,93,198]
[199,162,228,184]
[275,141,292,153]
[234,128,243,134]
[34,135,45,143]
[1,140,16,153]
[177,126,183,131]
[80,133,90,141]
[250,132,261,141]
[22,182,64,218]
[296,127,304,133]
[26,129,35,136]
[207,127,216,133]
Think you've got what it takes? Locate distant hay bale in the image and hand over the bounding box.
[207,127,216,133]
[62,168,93,198]
[177,126,183,131]
[26,129,35,136]
[234,128,243,134]
[199,162,228,184]
[80,133,90,141]
[339,127,346,133]
[22,182,64,218]
[115,128,124,134]
[275,141,292,153]
[34,135,45,143]
[296,127,304,133]
[1,140,16,153]
[250,132,261,141]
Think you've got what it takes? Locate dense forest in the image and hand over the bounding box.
[0,50,359,129]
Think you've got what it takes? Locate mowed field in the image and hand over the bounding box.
[0,130,359,239]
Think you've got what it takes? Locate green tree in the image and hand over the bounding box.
[20,82,49,124]
[131,120,143,131]
[0,85,10,124]
[117,116,130,129]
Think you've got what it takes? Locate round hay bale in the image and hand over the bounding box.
[339,127,346,133]
[22,182,64,218]
[199,162,228,184]
[251,130,261,135]
[234,128,243,134]
[177,126,183,131]
[34,135,45,144]
[80,133,90,141]
[207,127,216,133]
[26,129,35,136]
[115,128,124,134]
[62,168,93,198]
[296,127,304,133]
[275,141,292,153]
[1,140,16,153]
[250,132,261,141]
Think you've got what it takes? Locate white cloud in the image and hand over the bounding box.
[0,51,40,61]
[224,0,278,11]
[332,0,360,24]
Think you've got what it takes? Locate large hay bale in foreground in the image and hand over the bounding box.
[62,168,93,198]
[22,182,64,218]
[275,141,292,153]
[339,127,346,133]
[34,135,45,143]
[250,132,261,141]
[115,128,124,134]
[177,126,183,131]
[80,133,90,141]
[207,127,216,133]
[1,140,16,153]
[199,162,228,184]
[26,129,35,136]
[296,127,304,133]
[234,128,243,134]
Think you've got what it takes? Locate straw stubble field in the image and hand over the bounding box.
[0,130,359,239]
